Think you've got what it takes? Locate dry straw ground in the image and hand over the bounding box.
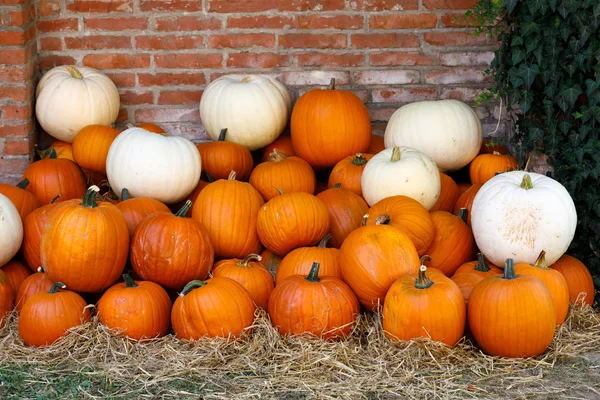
[0,305,599,399]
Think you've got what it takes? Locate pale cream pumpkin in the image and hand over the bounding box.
[361,146,441,209]
[471,171,577,267]
[106,127,201,204]
[199,75,292,151]
[35,66,120,143]
[0,193,23,267]
[384,100,482,171]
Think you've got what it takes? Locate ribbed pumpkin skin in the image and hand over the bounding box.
[261,135,295,162]
[43,141,74,161]
[467,265,556,358]
[276,236,341,285]
[257,192,330,256]
[212,255,274,310]
[365,195,435,256]
[196,138,254,181]
[368,134,385,154]
[327,153,373,197]
[291,84,371,169]
[469,152,518,185]
[22,201,61,271]
[430,172,459,213]
[249,153,316,201]
[115,193,171,237]
[339,224,420,310]
[72,124,121,173]
[268,267,360,340]
[0,270,13,329]
[316,187,368,248]
[426,211,475,276]
[1,260,31,300]
[551,255,595,306]
[131,211,214,291]
[451,273,485,303]
[18,284,91,347]
[22,157,87,205]
[172,277,256,340]
[97,278,172,341]
[383,267,466,346]
[453,183,482,226]
[452,255,503,278]
[41,192,130,293]
[15,271,53,312]
[0,180,40,220]
[192,177,264,259]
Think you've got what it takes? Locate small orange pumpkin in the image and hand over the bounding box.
[261,135,296,162]
[196,128,254,181]
[550,254,596,306]
[136,122,165,133]
[0,179,41,220]
[115,188,171,237]
[469,151,518,185]
[72,124,121,173]
[15,267,53,312]
[1,260,31,300]
[0,269,13,328]
[430,172,459,213]
[38,140,74,162]
[276,234,341,285]
[327,153,373,197]
[21,195,62,271]
[453,184,482,226]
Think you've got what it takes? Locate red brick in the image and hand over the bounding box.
[208,0,344,12]
[279,34,346,49]
[296,52,364,67]
[7,8,32,26]
[440,87,486,102]
[351,33,419,48]
[154,53,223,69]
[83,53,151,69]
[424,67,492,84]
[0,48,32,65]
[0,26,35,45]
[372,88,437,103]
[136,35,204,50]
[38,55,76,70]
[0,64,35,83]
[155,16,222,31]
[119,90,154,105]
[138,72,206,87]
[37,0,61,16]
[355,70,420,85]
[283,71,349,86]
[1,105,32,120]
[84,17,148,31]
[66,0,133,13]
[227,16,292,29]
[157,90,203,105]
[139,0,202,12]
[0,158,30,175]
[227,53,289,68]
[39,37,63,51]
[37,18,79,32]
[370,51,436,66]
[0,121,35,139]
[3,139,33,156]
[423,0,477,9]
[440,12,477,27]
[294,15,363,30]
[424,31,494,46]
[0,85,33,102]
[350,0,418,11]
[134,107,200,123]
[370,14,437,29]
[65,35,131,49]
[207,34,275,49]
[368,107,397,122]
[106,72,136,87]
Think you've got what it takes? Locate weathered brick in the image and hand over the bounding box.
[3,139,33,156]
[296,52,364,67]
[84,17,148,30]
[83,53,151,69]
[283,71,349,86]
[37,0,61,16]
[370,51,436,66]
[351,33,419,48]
[372,88,437,103]
[355,70,420,85]
[424,31,494,46]
[154,53,223,69]
[370,14,437,29]
[279,34,346,49]
[39,37,63,51]
[294,15,363,30]
[423,0,477,9]
[37,18,79,32]
[157,90,203,105]
[0,121,35,139]
[65,35,131,49]
[208,0,344,13]
[227,15,292,29]
[135,107,200,123]
[350,0,418,11]
[440,12,477,27]
[227,53,289,68]
[0,64,35,83]
[155,16,222,31]
[0,85,33,102]
[106,72,136,87]
[38,55,76,70]
[0,25,35,45]
[425,67,491,84]
[439,87,487,101]
[439,51,494,66]
[139,0,202,12]
[119,90,154,105]
[135,35,204,50]
[7,8,33,26]
[368,107,397,121]
[207,34,275,49]
[1,104,32,120]
[138,72,207,87]
[66,0,133,13]
[0,157,30,175]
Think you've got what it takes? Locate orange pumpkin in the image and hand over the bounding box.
[327,153,373,197]
[136,122,165,133]
[15,267,53,312]
[469,151,518,185]
[451,272,485,303]
[0,269,13,328]
[0,179,40,220]
[368,133,385,154]
[452,253,503,278]
[457,182,471,196]
[316,184,369,248]
[291,78,371,169]
[38,140,74,161]
[452,183,482,226]
[276,234,341,285]
[115,188,171,237]
[479,138,509,155]
[170,173,213,217]
[72,124,121,173]
[261,135,295,162]
[550,255,596,306]
[260,249,283,279]
[1,260,31,300]
[249,149,316,201]
[430,172,459,213]
[196,128,254,181]
[21,195,62,271]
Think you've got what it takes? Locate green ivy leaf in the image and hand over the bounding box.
[512,49,527,65]
[505,0,518,14]
[559,84,584,107]
[549,0,558,11]
[517,64,540,88]
[559,120,573,134]
[511,36,524,46]
[520,89,534,113]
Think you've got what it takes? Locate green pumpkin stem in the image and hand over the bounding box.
[328,78,336,90]
[49,194,61,204]
[532,250,550,270]
[16,178,30,190]
[474,253,492,273]
[390,146,402,162]
[333,183,342,189]
[458,208,468,223]
[415,265,434,289]
[175,200,192,217]
[352,153,369,166]
[218,128,228,142]
[238,254,262,268]
[49,282,67,294]
[80,186,100,209]
[503,259,517,280]
[306,262,321,283]
[179,280,208,297]
[317,234,332,248]
[121,188,131,201]
[375,213,391,225]
[122,273,138,288]
[49,148,58,159]
[520,174,534,190]
[66,66,83,79]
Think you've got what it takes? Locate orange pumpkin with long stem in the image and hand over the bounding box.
[15,267,53,312]
[430,172,459,213]
[196,128,254,181]
[327,153,373,196]
[115,188,171,237]
[550,254,596,306]
[72,124,121,173]
[0,178,40,220]
[21,195,61,271]
[276,234,341,284]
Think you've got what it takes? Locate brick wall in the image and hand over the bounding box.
[0,0,501,182]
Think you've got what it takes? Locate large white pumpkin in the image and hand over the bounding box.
[106,127,201,204]
[0,193,23,267]
[36,65,120,143]
[384,99,483,171]
[199,75,292,151]
[471,171,577,267]
[361,146,441,209]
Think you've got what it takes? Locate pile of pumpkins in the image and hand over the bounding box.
[0,66,596,358]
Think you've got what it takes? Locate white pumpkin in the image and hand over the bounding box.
[106,127,201,204]
[471,171,577,267]
[384,99,482,171]
[0,193,23,267]
[199,75,292,151]
[361,146,441,209]
[36,65,120,143]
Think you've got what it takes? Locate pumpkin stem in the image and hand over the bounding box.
[458,208,468,223]
[48,282,67,294]
[179,280,208,297]
[228,170,237,181]
[37,266,44,273]
[125,123,135,129]
[175,200,192,217]
[122,273,138,288]
[520,174,534,190]
[238,254,262,268]
[333,183,342,189]
[492,151,502,156]
[375,213,391,225]
[390,146,402,162]
[49,194,61,204]
[503,259,517,280]
[532,250,550,270]
[474,253,492,273]
[205,171,214,183]
[218,128,228,142]
[121,188,131,201]
[66,66,83,79]
[80,186,100,209]
[16,178,30,190]
[49,148,58,159]
[415,265,434,289]
[328,78,336,90]
[361,214,369,226]
[352,153,369,166]
[305,262,321,282]
[276,187,285,196]
[317,234,332,248]
[269,149,286,162]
